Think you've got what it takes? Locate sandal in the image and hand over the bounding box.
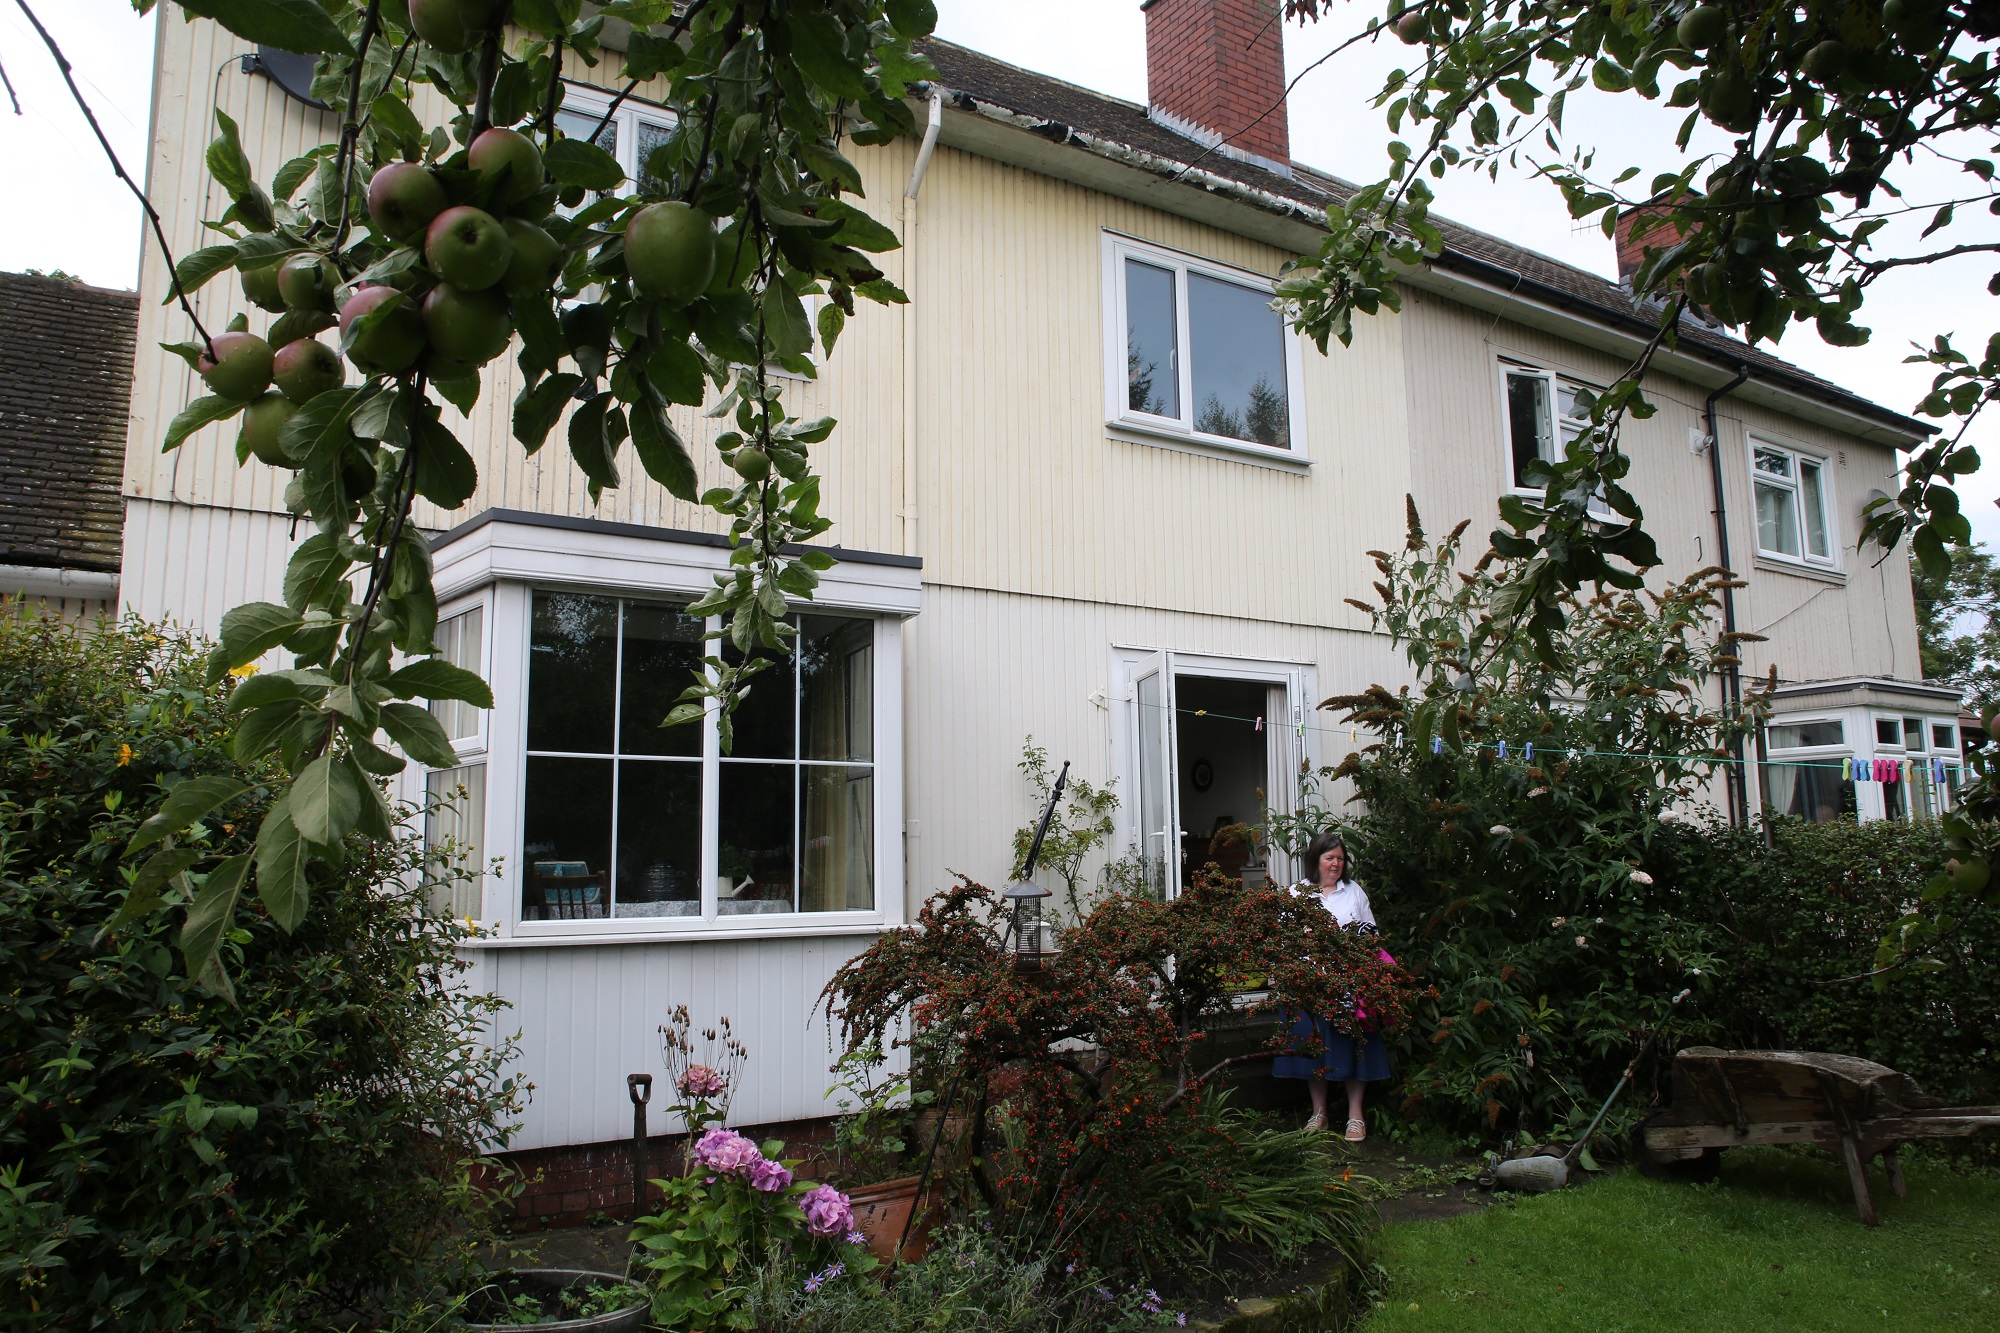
[1303,1112,1327,1133]
[1344,1117,1367,1143]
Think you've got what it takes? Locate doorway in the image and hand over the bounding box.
[1175,676,1270,890]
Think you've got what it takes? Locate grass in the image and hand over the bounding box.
[1360,1148,2000,1332]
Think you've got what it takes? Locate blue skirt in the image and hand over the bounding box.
[1271,1008,1393,1082]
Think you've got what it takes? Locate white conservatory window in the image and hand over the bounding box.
[1103,234,1305,458]
[1760,715,1853,823]
[1751,439,1835,567]
[424,601,489,919]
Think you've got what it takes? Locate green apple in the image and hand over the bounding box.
[425,205,513,291]
[238,391,297,467]
[240,261,286,312]
[367,162,448,242]
[422,284,514,366]
[469,128,546,208]
[625,202,716,303]
[198,331,274,402]
[1677,5,1727,50]
[732,446,771,483]
[423,351,481,383]
[339,285,427,374]
[501,218,564,295]
[408,0,500,53]
[272,338,346,404]
[278,253,342,312]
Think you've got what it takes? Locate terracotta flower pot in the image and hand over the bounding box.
[847,1176,932,1262]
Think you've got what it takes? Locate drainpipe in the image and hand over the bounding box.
[900,90,942,559]
[1704,364,1751,826]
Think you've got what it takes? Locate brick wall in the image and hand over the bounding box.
[1614,204,1696,285]
[1143,0,1290,165]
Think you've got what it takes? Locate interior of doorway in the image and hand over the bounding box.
[1174,674,1273,891]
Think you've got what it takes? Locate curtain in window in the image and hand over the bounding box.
[801,619,873,912]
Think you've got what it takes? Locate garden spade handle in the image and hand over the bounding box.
[1022,761,1069,880]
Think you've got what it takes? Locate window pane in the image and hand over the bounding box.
[801,766,874,911]
[799,615,872,762]
[1768,719,1844,749]
[1506,371,1553,487]
[1555,381,1592,446]
[620,601,705,757]
[529,592,618,753]
[432,606,484,743]
[723,637,795,760]
[1875,718,1901,746]
[1188,273,1289,447]
[425,763,485,918]
[1799,459,1831,558]
[614,759,701,917]
[1125,259,1179,418]
[522,756,612,919]
[1934,723,1958,752]
[554,108,616,163]
[635,116,675,194]
[1755,479,1801,556]
[1904,718,1926,750]
[1759,760,1855,823]
[1883,774,1907,820]
[718,763,796,913]
[1753,446,1792,478]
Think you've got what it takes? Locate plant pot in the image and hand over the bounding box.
[459,1269,649,1330]
[847,1176,933,1263]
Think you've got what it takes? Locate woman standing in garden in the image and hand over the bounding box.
[1275,831,1392,1141]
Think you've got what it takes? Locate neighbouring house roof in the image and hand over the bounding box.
[0,272,136,574]
[916,39,1932,443]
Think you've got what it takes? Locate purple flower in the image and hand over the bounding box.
[694,1127,764,1176]
[799,1184,855,1239]
[844,1229,867,1246]
[803,1261,845,1294]
[678,1063,727,1097]
[749,1157,793,1192]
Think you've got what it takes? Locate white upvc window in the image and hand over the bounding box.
[1103,234,1306,461]
[1750,437,1836,568]
[1759,715,1854,824]
[1498,359,1595,493]
[555,81,677,195]
[423,597,490,920]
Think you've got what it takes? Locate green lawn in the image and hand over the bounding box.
[1360,1149,2000,1332]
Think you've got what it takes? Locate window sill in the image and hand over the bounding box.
[1106,420,1310,473]
[1752,556,1845,586]
[464,917,892,948]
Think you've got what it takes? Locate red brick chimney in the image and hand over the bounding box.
[1143,0,1291,170]
[1613,203,1696,286]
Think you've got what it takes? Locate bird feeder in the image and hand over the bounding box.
[1002,880,1052,973]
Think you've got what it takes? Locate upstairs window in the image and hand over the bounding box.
[1500,362,1593,491]
[555,83,676,197]
[1105,235,1301,455]
[1751,439,1834,566]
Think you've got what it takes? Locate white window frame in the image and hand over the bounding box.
[426,514,917,945]
[432,593,492,760]
[556,81,677,195]
[1101,233,1308,466]
[1758,713,1854,823]
[1495,357,1603,504]
[1748,435,1838,571]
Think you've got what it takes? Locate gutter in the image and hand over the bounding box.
[1703,366,1752,826]
[0,564,120,601]
[901,90,943,560]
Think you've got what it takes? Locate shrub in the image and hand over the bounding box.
[0,615,522,1327]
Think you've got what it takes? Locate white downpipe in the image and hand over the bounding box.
[900,91,942,558]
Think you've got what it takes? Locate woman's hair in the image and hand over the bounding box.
[1302,829,1348,885]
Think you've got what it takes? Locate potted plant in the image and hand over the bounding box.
[457,1269,649,1330]
[824,1043,943,1261]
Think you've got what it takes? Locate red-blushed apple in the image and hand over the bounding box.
[408,0,500,53]
[339,285,427,374]
[469,128,545,207]
[238,392,297,467]
[240,261,285,312]
[272,338,346,404]
[625,202,716,302]
[425,205,513,291]
[501,217,564,295]
[367,162,448,241]
[198,331,275,402]
[421,284,514,366]
[278,254,342,312]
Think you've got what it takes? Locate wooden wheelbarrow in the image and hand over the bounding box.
[1637,1048,2000,1226]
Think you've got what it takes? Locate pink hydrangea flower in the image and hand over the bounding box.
[678,1064,727,1098]
[799,1184,855,1238]
[693,1127,763,1176]
[750,1157,793,1192]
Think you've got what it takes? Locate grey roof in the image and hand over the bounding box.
[917,39,1930,440]
[0,272,135,573]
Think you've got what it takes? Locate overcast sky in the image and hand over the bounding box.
[4,0,1992,550]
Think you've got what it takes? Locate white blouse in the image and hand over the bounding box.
[1294,878,1376,930]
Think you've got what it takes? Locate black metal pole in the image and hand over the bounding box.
[627,1074,653,1221]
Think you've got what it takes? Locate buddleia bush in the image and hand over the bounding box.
[0,614,523,1328]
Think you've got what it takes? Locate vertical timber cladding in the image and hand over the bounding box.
[1397,292,1918,690]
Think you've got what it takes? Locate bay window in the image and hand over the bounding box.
[1751,439,1835,567]
[1104,234,1304,458]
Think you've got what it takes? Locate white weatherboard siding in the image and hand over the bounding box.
[120,498,299,634]
[468,935,866,1152]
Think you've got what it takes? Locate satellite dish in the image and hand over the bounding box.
[246,46,332,112]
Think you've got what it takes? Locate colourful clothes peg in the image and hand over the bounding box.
[1431,736,1443,754]
[1841,758,1852,781]
[1934,757,1947,783]
[1524,742,1534,762]
[1497,741,1509,759]
[1254,715,1263,732]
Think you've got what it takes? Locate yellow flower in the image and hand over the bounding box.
[116,743,132,767]
[228,662,260,678]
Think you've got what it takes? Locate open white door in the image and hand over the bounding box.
[1128,650,1180,899]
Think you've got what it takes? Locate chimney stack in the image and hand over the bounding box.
[1613,203,1696,287]
[1143,0,1291,171]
